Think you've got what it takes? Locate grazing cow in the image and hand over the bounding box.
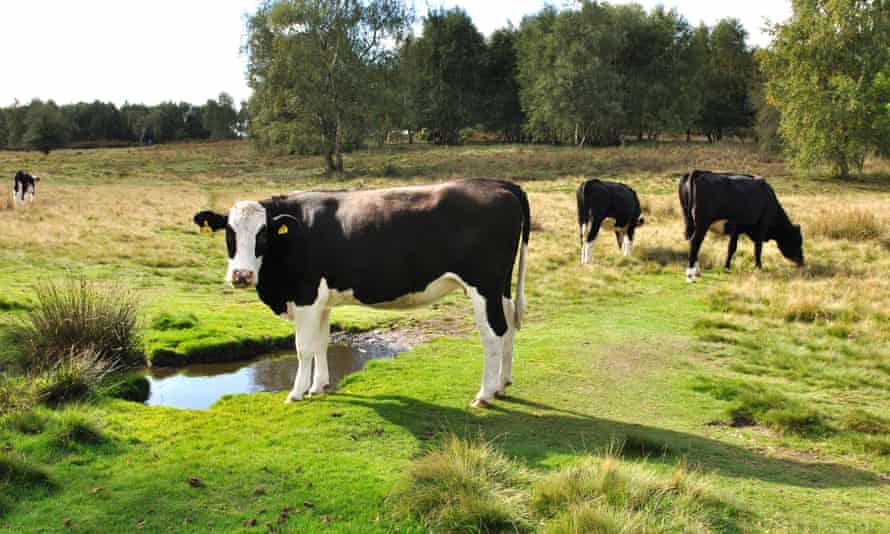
[576,179,644,263]
[193,178,530,408]
[679,170,803,282]
[12,171,39,207]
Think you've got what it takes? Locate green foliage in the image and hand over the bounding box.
[761,0,890,177]
[202,92,239,140]
[23,100,69,154]
[2,410,47,435]
[150,312,200,331]
[246,0,411,171]
[101,373,151,403]
[401,8,488,145]
[480,28,525,142]
[697,19,756,142]
[15,276,140,371]
[35,349,116,407]
[50,413,105,447]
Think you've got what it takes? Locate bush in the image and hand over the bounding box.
[102,372,151,403]
[806,208,883,241]
[15,276,140,371]
[388,434,530,533]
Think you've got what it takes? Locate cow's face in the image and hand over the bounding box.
[778,224,804,266]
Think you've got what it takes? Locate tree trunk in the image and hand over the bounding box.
[408,128,413,144]
[686,129,691,142]
[334,113,344,173]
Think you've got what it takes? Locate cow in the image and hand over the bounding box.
[12,171,39,208]
[679,170,804,282]
[576,178,644,264]
[193,178,530,408]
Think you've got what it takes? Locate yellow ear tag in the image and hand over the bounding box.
[200,220,212,235]
[277,224,289,236]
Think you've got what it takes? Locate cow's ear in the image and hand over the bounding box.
[637,216,645,226]
[270,214,301,239]
[193,210,227,233]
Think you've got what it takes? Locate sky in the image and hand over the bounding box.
[1,1,791,108]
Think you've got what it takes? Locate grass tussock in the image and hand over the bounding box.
[388,434,530,533]
[533,456,740,534]
[50,413,105,447]
[2,410,47,435]
[35,347,118,407]
[150,312,200,331]
[842,409,890,435]
[0,452,52,488]
[15,275,140,371]
[390,435,743,533]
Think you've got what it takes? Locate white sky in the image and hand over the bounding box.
[1,1,791,108]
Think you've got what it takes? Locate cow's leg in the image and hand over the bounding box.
[615,231,622,251]
[468,287,506,408]
[687,226,707,282]
[308,308,332,395]
[285,302,327,403]
[725,233,739,269]
[582,217,604,265]
[496,297,516,398]
[754,241,763,269]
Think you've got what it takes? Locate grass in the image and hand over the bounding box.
[0,140,889,531]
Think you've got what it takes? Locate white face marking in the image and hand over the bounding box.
[226,200,267,286]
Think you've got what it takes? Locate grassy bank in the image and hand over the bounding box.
[1,141,889,531]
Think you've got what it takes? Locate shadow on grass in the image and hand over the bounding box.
[638,245,688,266]
[338,393,881,490]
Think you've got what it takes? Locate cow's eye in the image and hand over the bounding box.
[225,227,236,258]
[255,225,268,257]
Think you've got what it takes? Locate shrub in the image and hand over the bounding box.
[15,275,140,371]
[102,372,151,403]
[388,434,530,533]
[806,208,883,241]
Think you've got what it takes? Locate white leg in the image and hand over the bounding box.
[285,289,330,403]
[685,266,697,283]
[308,308,331,395]
[582,239,594,265]
[621,235,632,256]
[468,287,504,407]
[497,297,515,397]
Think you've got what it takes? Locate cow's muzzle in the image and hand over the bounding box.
[231,269,255,288]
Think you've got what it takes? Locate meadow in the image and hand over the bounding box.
[1,140,889,532]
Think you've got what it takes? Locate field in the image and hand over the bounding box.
[1,140,889,532]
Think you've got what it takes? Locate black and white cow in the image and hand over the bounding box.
[576,178,644,263]
[193,178,530,408]
[679,170,804,282]
[12,171,39,207]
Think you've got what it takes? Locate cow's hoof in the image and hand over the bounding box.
[471,398,493,409]
[284,393,304,404]
[494,390,507,399]
[504,381,512,387]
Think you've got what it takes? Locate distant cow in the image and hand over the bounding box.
[576,179,644,263]
[679,170,803,282]
[12,171,39,207]
[194,178,530,408]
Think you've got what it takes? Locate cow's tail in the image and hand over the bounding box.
[680,172,696,240]
[509,184,530,330]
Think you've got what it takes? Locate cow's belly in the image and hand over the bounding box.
[327,273,466,310]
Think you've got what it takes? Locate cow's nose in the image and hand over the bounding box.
[232,269,255,287]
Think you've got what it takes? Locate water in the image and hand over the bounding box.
[143,343,395,410]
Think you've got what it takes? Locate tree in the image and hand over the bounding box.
[0,111,7,149]
[203,92,239,139]
[481,27,525,142]
[761,0,890,177]
[4,105,27,148]
[246,0,412,172]
[23,100,69,154]
[401,8,487,145]
[697,19,755,142]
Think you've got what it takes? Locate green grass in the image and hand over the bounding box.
[0,140,889,531]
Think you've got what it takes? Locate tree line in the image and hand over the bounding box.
[0,93,246,153]
[246,0,890,178]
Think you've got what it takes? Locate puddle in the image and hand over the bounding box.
[143,342,399,410]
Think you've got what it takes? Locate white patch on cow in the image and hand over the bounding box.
[685,266,696,283]
[622,235,632,256]
[327,273,465,310]
[582,238,595,265]
[225,200,267,286]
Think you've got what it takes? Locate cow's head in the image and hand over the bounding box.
[777,223,804,266]
[193,201,297,288]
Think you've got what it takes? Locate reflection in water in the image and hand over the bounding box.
[143,343,392,410]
